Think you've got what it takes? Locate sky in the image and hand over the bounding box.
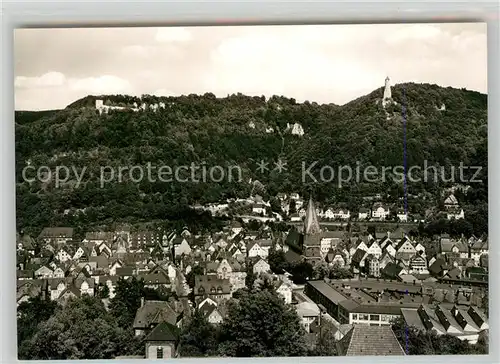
[14,22,487,111]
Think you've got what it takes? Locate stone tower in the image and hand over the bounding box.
[383,76,392,100]
[302,197,322,265]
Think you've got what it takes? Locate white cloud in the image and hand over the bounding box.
[155,27,192,43]
[205,32,386,104]
[68,75,133,94]
[15,71,66,88]
[385,24,442,45]
[14,23,487,110]
[121,45,156,58]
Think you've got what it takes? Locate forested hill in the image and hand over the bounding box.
[15,83,487,235]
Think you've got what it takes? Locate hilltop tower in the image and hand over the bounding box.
[383,76,392,100]
[302,197,322,265]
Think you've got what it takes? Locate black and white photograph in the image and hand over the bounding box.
[14,22,488,359]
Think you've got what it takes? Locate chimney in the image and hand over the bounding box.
[140,297,145,307]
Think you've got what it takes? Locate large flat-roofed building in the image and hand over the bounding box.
[304,278,485,326]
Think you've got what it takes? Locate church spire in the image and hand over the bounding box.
[304,196,321,235]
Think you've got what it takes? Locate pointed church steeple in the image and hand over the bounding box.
[304,197,321,235]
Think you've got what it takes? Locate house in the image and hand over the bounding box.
[83,231,114,245]
[325,248,346,268]
[252,257,271,275]
[16,270,34,280]
[409,255,428,275]
[144,322,179,359]
[215,258,246,292]
[395,237,417,261]
[290,123,305,136]
[34,265,54,279]
[53,265,66,278]
[247,241,268,258]
[440,238,468,258]
[194,275,232,303]
[379,251,395,270]
[17,234,36,255]
[140,273,172,290]
[447,209,465,220]
[133,299,182,337]
[428,258,448,278]
[351,249,369,271]
[381,262,407,280]
[230,221,243,237]
[325,209,350,220]
[75,278,95,296]
[276,282,293,304]
[199,303,224,325]
[55,247,72,263]
[444,194,459,209]
[252,203,267,216]
[116,267,134,278]
[320,230,344,251]
[336,325,405,356]
[295,302,320,333]
[49,279,69,300]
[465,267,488,281]
[38,227,74,245]
[290,213,302,222]
[366,255,381,277]
[397,210,408,222]
[358,208,370,220]
[57,286,81,306]
[469,238,488,264]
[372,203,390,220]
[367,240,382,259]
[109,259,124,276]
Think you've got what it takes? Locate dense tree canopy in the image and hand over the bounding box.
[15,84,487,237]
[217,289,308,357]
[19,296,143,360]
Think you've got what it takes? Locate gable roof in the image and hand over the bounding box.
[145,322,179,342]
[337,325,405,356]
[133,300,178,329]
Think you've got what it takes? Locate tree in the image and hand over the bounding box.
[96,283,110,299]
[268,249,288,274]
[178,309,218,357]
[313,261,329,280]
[329,264,354,279]
[289,261,313,284]
[20,296,144,360]
[17,295,58,346]
[218,289,308,357]
[311,319,338,356]
[109,277,145,328]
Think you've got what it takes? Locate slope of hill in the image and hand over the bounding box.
[15,83,487,235]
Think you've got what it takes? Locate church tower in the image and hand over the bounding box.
[383,76,392,100]
[302,197,322,264]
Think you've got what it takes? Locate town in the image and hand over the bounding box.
[16,190,489,358]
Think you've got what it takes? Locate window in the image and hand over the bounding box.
[360,314,369,321]
[156,347,163,359]
[352,314,358,320]
[370,314,380,321]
